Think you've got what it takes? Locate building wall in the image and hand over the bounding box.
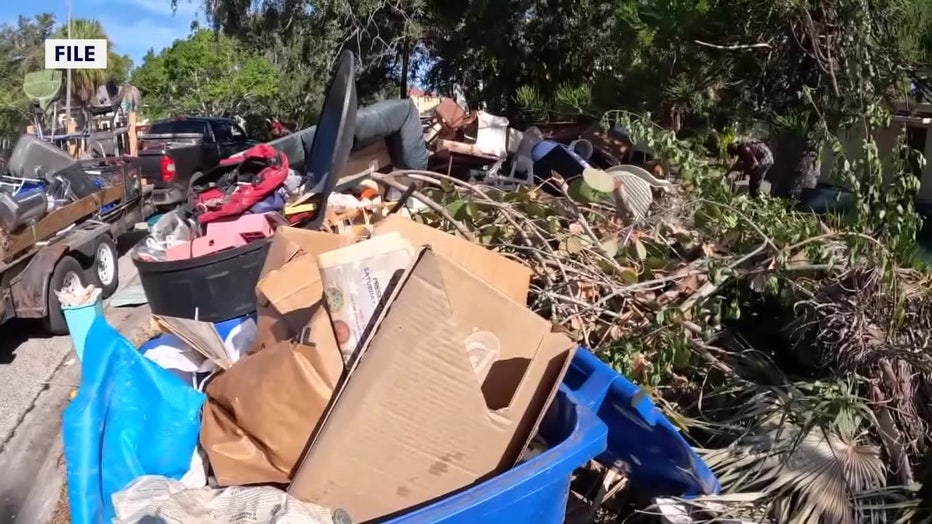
[819,122,932,204]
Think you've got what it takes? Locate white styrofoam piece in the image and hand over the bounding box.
[475,111,510,158]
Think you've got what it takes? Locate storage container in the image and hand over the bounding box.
[388,348,720,523]
[133,238,271,322]
[8,134,76,181]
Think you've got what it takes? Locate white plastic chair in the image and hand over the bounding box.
[606,164,674,191]
[486,127,542,190]
[606,171,654,222]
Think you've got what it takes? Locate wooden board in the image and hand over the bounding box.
[1,184,124,262]
[434,139,501,160]
[341,139,392,178]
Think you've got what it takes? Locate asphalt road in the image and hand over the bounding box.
[0,233,147,446]
[0,232,155,523]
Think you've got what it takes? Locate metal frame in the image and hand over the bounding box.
[9,220,111,318]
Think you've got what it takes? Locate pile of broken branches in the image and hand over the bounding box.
[373,164,932,522]
[378,169,848,385]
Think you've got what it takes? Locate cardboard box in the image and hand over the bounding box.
[372,215,531,304]
[200,217,539,489]
[200,228,351,485]
[288,248,576,521]
[252,227,355,357]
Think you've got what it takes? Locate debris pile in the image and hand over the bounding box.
[56,53,932,524]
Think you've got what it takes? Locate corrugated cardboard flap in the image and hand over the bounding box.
[200,227,352,487]
[256,228,353,310]
[372,215,532,304]
[254,229,354,353]
[201,342,337,486]
[289,248,575,521]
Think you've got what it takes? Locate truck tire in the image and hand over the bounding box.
[45,256,88,335]
[88,236,120,298]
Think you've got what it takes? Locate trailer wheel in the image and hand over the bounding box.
[45,256,87,335]
[88,236,120,298]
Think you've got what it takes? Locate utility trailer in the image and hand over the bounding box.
[0,157,152,334]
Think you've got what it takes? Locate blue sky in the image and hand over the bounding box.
[0,0,206,66]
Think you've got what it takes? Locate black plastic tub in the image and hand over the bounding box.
[796,182,856,214]
[133,238,272,322]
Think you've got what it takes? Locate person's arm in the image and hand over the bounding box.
[728,155,745,173]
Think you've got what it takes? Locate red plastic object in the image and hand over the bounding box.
[195,144,289,224]
[160,155,176,183]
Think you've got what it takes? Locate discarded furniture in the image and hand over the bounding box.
[606,164,674,191]
[23,70,64,140]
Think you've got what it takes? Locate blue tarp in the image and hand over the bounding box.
[62,316,205,524]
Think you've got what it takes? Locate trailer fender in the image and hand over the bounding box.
[11,223,112,318]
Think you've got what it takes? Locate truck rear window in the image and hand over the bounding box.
[147,120,208,135]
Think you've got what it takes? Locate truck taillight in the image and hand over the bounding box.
[160,155,176,183]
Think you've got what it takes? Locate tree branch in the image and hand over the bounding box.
[694,40,772,51]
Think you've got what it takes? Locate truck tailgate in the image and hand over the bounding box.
[138,152,166,187]
[138,137,202,188]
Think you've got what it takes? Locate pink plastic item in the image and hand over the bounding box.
[165,241,195,261]
[164,214,276,261]
[189,234,248,258]
[206,214,275,243]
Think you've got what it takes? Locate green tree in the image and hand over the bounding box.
[0,14,57,141]
[191,0,423,125]
[132,29,279,119]
[107,53,134,84]
[53,19,132,106]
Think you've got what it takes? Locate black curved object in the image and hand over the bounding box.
[134,238,272,322]
[303,50,358,230]
[796,182,855,215]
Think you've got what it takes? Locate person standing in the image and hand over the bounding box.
[727,139,774,198]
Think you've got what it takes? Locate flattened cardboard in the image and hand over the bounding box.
[152,315,233,369]
[200,228,349,486]
[372,215,532,304]
[253,227,353,356]
[201,342,337,485]
[288,249,575,521]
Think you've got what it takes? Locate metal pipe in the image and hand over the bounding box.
[65,0,72,132]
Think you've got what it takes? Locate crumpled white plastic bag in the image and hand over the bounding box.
[112,476,337,524]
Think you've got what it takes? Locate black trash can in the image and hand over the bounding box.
[133,238,272,322]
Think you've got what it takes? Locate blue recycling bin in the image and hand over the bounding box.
[564,350,721,498]
[386,348,720,523]
[134,313,720,523]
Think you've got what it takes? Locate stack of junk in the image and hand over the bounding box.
[0,134,138,255]
[64,51,720,524]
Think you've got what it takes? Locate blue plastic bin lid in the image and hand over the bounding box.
[568,349,721,498]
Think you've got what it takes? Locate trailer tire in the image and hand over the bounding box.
[88,236,120,298]
[44,256,88,335]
